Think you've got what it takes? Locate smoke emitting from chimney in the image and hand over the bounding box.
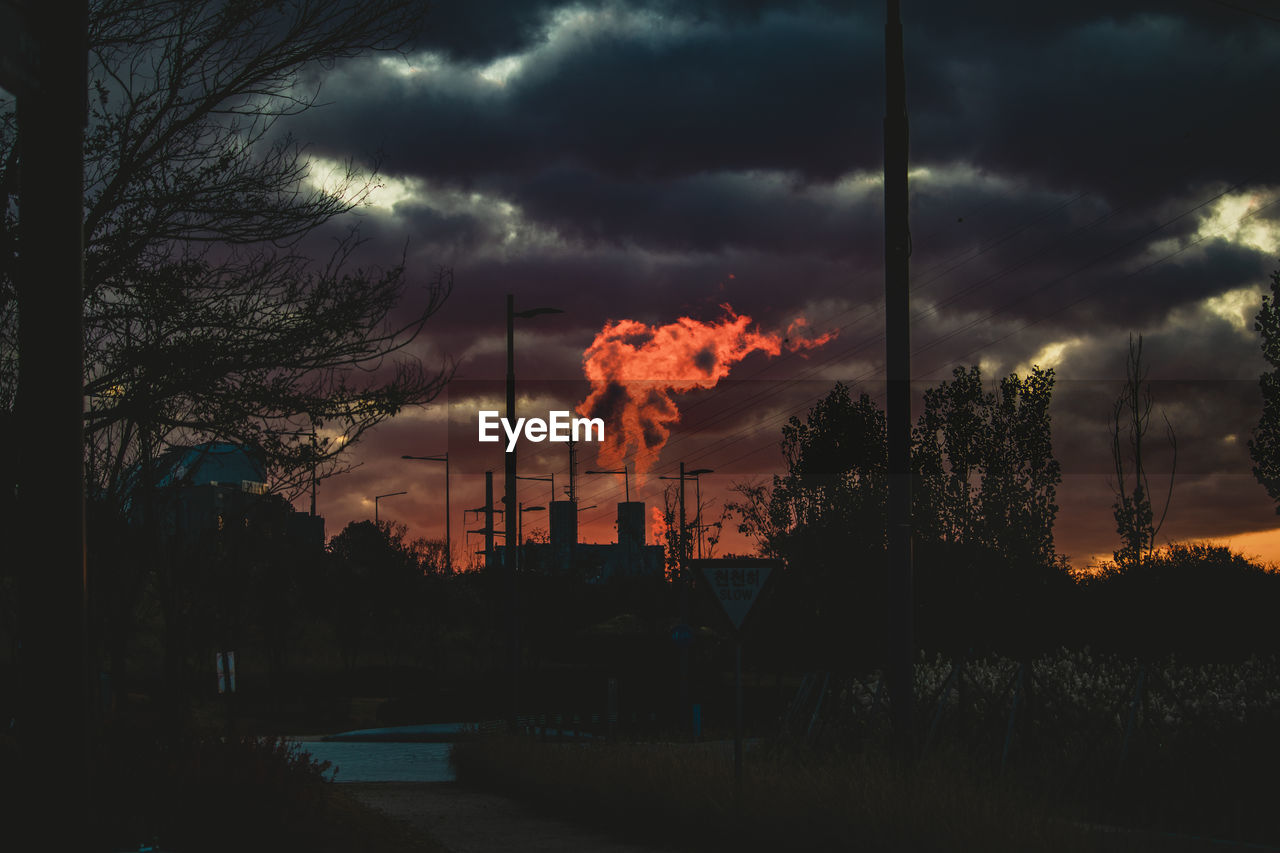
[575,304,837,478]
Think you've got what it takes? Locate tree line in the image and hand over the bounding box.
[726,284,1280,667]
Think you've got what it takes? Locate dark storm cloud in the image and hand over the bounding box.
[410,0,560,61]
[909,14,1280,204]
[507,167,877,256]
[983,236,1274,335]
[287,0,1280,404]
[410,1,871,63]
[304,0,1280,203]
[1057,313,1268,387]
[409,0,1262,62]
[292,0,1280,561]
[391,202,492,252]
[302,9,885,185]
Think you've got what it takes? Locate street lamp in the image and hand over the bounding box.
[506,295,563,731]
[585,466,630,503]
[403,453,451,571]
[374,490,407,525]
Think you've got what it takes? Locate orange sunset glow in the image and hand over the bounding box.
[1083,528,1280,573]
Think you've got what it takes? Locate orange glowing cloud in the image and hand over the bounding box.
[575,304,837,478]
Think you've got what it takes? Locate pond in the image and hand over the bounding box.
[291,723,472,782]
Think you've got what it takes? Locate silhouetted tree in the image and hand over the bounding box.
[0,0,449,512]
[914,365,1061,567]
[324,520,427,669]
[913,365,1064,654]
[730,383,887,559]
[728,383,888,666]
[408,537,452,575]
[1079,543,1280,658]
[731,367,1064,659]
[657,483,683,582]
[1,1,455,729]
[1110,335,1176,566]
[1250,266,1280,513]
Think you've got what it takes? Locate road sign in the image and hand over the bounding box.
[670,623,693,648]
[0,2,43,97]
[693,558,779,800]
[700,563,773,631]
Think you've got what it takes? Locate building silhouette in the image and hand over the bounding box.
[493,500,663,581]
[137,442,324,549]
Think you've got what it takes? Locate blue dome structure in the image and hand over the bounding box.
[152,442,267,491]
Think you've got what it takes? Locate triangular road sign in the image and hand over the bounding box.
[700,562,773,631]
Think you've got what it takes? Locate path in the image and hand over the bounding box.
[345,782,681,853]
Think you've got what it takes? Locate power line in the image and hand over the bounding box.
[1205,0,1280,25]
[571,181,1266,532]
[673,189,1280,482]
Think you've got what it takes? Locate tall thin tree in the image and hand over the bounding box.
[1111,334,1177,566]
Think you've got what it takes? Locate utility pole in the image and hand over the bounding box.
[485,470,496,567]
[679,461,689,732]
[567,439,577,502]
[505,295,520,732]
[501,296,561,730]
[505,296,518,570]
[656,463,712,735]
[884,0,915,751]
[10,2,90,846]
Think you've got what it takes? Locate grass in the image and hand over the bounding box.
[450,735,1128,852]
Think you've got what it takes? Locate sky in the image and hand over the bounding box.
[279,0,1280,570]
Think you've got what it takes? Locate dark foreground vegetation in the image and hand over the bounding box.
[6,528,1279,848]
[451,636,1280,852]
[0,725,443,853]
[452,735,1123,853]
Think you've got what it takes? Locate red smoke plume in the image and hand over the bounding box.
[650,505,667,545]
[576,304,836,478]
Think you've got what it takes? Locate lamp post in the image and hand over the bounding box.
[505,295,562,730]
[374,490,407,525]
[585,466,630,503]
[402,453,451,571]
